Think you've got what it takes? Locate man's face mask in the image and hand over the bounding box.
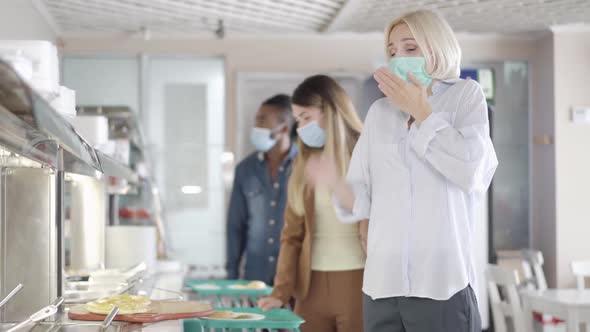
[250,126,283,152]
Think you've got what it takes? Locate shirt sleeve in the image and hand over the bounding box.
[225,166,248,280]
[333,103,374,224]
[271,202,305,304]
[410,80,498,193]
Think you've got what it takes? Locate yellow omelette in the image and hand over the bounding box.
[85,294,151,315]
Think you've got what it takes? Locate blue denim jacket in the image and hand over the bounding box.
[226,145,297,285]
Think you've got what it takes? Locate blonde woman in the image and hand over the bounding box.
[306,10,498,332]
[258,75,367,332]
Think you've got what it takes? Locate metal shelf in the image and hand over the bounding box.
[76,105,146,149]
[0,59,103,176]
[97,151,138,184]
[76,105,146,185]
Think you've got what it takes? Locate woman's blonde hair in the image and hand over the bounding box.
[288,75,363,216]
[386,9,461,80]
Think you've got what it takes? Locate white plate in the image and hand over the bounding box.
[227,285,268,290]
[205,313,265,321]
[226,285,247,290]
[192,284,221,290]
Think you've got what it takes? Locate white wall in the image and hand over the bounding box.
[0,0,56,41]
[553,30,590,287]
[63,57,140,111]
[526,29,590,288]
[521,29,590,288]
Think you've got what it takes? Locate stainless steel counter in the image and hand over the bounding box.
[0,317,135,332]
[0,268,189,332]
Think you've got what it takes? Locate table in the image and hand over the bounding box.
[522,289,590,332]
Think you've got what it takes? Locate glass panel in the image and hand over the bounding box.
[62,57,145,175]
[0,102,57,167]
[146,57,225,266]
[153,145,226,266]
[491,61,530,250]
[0,60,99,173]
[31,96,101,172]
[461,61,530,251]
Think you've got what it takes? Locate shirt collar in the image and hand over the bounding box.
[287,143,298,161]
[257,143,298,163]
[431,78,462,96]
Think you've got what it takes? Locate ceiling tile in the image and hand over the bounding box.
[41,0,590,36]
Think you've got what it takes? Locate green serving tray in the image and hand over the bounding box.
[186,280,273,296]
[183,307,304,331]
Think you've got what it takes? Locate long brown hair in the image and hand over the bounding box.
[288,75,363,216]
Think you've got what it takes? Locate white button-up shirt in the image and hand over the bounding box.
[335,78,498,301]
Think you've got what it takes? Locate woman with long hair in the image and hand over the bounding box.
[306,10,498,332]
[258,75,367,332]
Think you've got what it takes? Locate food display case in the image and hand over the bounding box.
[0,59,139,320]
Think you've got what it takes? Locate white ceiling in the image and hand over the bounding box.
[38,0,590,37]
[331,0,590,33]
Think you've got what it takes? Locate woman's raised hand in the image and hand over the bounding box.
[373,67,432,123]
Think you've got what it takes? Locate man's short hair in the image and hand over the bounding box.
[262,94,294,130]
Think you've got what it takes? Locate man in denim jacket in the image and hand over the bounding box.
[226,94,297,285]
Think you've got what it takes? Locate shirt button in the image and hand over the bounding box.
[273,182,280,189]
[268,256,275,263]
[268,238,275,244]
[279,167,285,172]
[269,219,276,225]
[270,201,276,207]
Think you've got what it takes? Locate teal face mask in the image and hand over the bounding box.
[388,57,433,88]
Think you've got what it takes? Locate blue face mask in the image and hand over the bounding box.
[250,127,277,152]
[388,57,433,88]
[297,121,325,148]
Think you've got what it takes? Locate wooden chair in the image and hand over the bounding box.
[487,264,530,332]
